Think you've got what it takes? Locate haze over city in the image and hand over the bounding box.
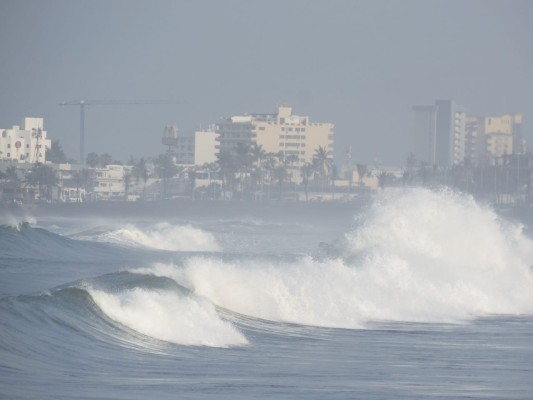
[1,0,532,165]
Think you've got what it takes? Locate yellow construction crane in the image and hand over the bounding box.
[59,99,183,165]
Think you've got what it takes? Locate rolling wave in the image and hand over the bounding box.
[0,272,247,352]
[0,221,108,260]
[77,223,221,252]
[140,189,533,328]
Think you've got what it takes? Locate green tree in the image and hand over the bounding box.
[312,146,333,193]
[123,171,132,200]
[134,158,149,199]
[71,169,90,202]
[217,150,238,200]
[25,163,58,201]
[5,166,20,182]
[86,152,99,167]
[301,162,313,202]
[356,163,367,186]
[155,153,178,199]
[47,140,68,164]
[100,154,113,167]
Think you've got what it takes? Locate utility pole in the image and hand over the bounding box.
[59,99,183,165]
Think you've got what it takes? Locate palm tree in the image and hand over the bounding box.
[123,171,132,201]
[217,150,237,200]
[234,143,253,198]
[356,163,367,186]
[301,162,314,202]
[71,169,90,202]
[155,153,178,199]
[250,144,267,198]
[312,146,332,194]
[132,157,149,200]
[25,163,58,201]
[272,152,288,199]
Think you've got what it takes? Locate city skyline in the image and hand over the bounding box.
[1,0,532,165]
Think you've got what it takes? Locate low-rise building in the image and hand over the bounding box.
[89,164,133,201]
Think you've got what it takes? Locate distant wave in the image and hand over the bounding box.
[142,188,533,328]
[84,223,221,252]
[0,222,119,262]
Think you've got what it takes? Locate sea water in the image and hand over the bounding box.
[1,188,532,399]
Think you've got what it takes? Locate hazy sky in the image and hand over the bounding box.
[1,0,532,165]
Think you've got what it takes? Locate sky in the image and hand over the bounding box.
[1,0,532,166]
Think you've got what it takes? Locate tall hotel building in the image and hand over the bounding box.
[413,100,525,167]
[216,105,334,181]
[466,113,524,165]
[413,100,466,167]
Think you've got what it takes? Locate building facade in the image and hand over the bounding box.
[413,100,466,167]
[468,113,524,165]
[0,118,51,163]
[216,105,334,181]
[194,126,218,166]
[89,164,133,201]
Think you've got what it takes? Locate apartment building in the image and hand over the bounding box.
[467,113,524,165]
[413,100,466,167]
[162,124,218,166]
[216,105,334,181]
[89,164,133,201]
[0,118,51,163]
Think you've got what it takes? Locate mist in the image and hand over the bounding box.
[1,0,532,164]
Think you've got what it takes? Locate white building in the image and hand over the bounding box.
[194,126,218,166]
[171,125,219,166]
[90,164,133,201]
[0,118,51,163]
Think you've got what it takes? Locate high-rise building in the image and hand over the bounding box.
[466,113,524,165]
[412,100,466,167]
[216,105,334,181]
[0,118,51,163]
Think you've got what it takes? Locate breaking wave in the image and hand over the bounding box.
[89,223,221,252]
[87,285,247,347]
[142,188,533,328]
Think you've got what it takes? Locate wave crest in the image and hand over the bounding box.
[143,189,533,328]
[91,223,221,252]
[87,286,247,347]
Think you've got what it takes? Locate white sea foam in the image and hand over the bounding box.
[144,188,533,328]
[88,287,247,347]
[95,223,220,252]
[0,214,36,230]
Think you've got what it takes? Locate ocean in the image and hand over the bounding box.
[1,187,533,399]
